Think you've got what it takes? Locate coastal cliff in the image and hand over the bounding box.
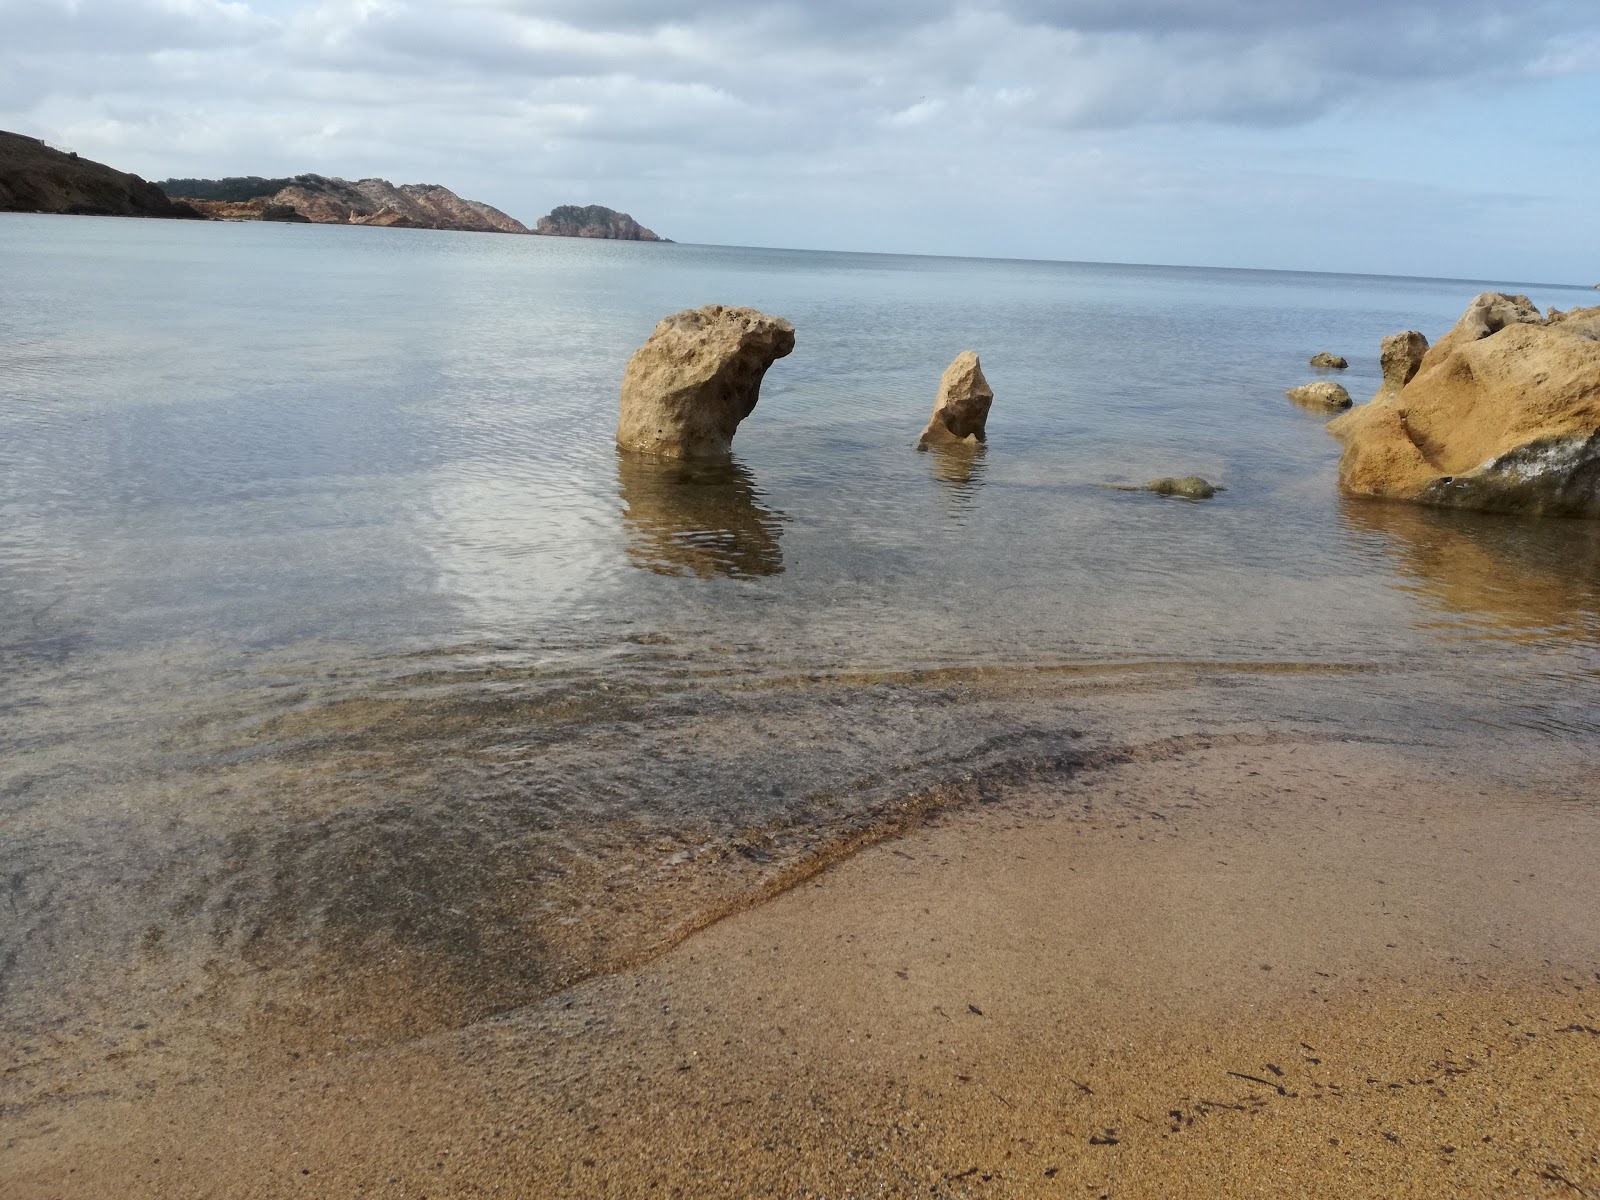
[535,203,666,241]
[163,174,530,234]
[0,130,202,219]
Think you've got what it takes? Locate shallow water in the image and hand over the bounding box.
[3,214,1598,1103]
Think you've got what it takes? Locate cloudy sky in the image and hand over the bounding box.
[6,0,1600,279]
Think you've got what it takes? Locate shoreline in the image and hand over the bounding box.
[8,736,1597,1197]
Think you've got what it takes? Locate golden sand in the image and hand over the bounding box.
[7,740,1598,1197]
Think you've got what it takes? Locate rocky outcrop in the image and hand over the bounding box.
[0,130,203,219]
[1377,331,1429,401]
[1328,292,1600,517]
[616,306,795,459]
[917,352,994,449]
[1286,381,1352,411]
[165,174,529,234]
[536,204,664,241]
[1309,352,1348,369]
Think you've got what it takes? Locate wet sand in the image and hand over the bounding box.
[8,737,1598,1198]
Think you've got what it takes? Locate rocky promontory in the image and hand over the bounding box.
[1329,292,1600,517]
[162,174,530,234]
[536,204,666,241]
[0,130,202,219]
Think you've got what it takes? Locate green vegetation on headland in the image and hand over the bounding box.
[154,175,301,202]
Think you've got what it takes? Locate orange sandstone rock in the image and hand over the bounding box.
[1329,292,1600,517]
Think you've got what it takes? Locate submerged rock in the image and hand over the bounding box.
[1286,381,1353,411]
[1144,476,1218,499]
[918,352,994,448]
[1329,292,1600,517]
[1309,352,1348,369]
[617,305,795,459]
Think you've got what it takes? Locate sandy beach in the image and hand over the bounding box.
[9,735,1597,1198]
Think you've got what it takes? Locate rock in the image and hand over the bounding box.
[1286,381,1353,410]
[1144,476,1218,499]
[917,352,994,448]
[535,204,665,241]
[0,129,203,219]
[617,306,795,459]
[1377,331,1429,401]
[258,203,310,223]
[166,173,530,234]
[1328,293,1600,517]
[1309,352,1348,369]
[1444,291,1541,344]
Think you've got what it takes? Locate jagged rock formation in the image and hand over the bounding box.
[1328,292,1600,517]
[1309,352,1348,369]
[535,204,664,241]
[0,130,202,219]
[617,306,795,459]
[165,174,529,234]
[918,352,994,449]
[1286,381,1353,411]
[1377,330,1429,402]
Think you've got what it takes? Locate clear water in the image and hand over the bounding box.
[3,214,1599,1100]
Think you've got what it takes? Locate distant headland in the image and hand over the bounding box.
[0,128,669,240]
[0,130,202,220]
[161,174,531,235]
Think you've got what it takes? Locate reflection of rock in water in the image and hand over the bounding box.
[924,442,987,500]
[617,450,785,579]
[1340,499,1600,641]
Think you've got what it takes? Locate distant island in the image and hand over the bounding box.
[535,203,667,241]
[160,174,531,235]
[0,130,202,219]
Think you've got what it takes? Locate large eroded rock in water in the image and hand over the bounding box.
[1309,352,1348,369]
[617,306,795,458]
[1328,292,1600,517]
[918,352,994,448]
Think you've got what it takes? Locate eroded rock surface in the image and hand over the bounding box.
[1329,293,1600,517]
[1309,352,1348,370]
[1286,382,1353,411]
[918,352,994,448]
[617,306,795,459]
[1377,331,1429,401]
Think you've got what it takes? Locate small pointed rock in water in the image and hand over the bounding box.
[1144,476,1218,499]
[918,351,993,448]
[1285,381,1353,410]
[1309,352,1348,369]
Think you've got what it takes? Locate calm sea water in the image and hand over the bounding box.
[3,214,1599,1100]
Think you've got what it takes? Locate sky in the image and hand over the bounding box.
[5,0,1600,280]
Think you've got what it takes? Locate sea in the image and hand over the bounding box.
[3,213,1598,1101]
